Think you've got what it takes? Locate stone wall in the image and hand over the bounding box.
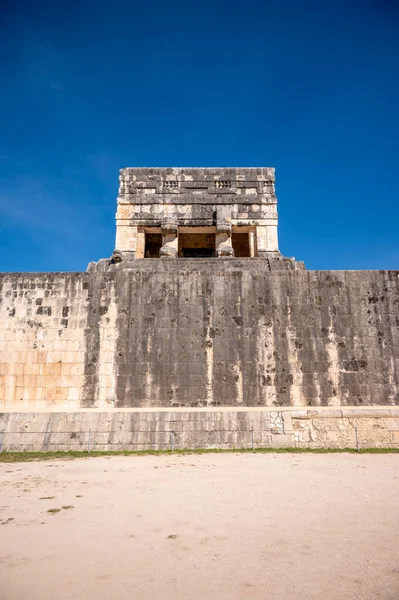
[1,261,399,409]
[1,408,399,451]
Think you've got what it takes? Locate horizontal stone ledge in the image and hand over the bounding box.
[2,405,399,414]
[0,429,275,436]
[117,195,273,205]
[290,408,399,419]
[1,444,294,452]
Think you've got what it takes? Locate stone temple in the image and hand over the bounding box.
[110,167,302,267]
[1,167,399,451]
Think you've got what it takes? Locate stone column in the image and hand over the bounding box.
[249,230,256,258]
[256,223,279,257]
[216,207,234,258]
[266,223,279,252]
[160,219,178,258]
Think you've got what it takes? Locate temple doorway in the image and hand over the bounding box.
[178,232,215,258]
[144,232,163,258]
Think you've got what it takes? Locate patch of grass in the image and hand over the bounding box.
[47,508,61,514]
[167,534,178,539]
[0,446,398,463]
[62,505,74,510]
[76,495,83,498]
[39,496,55,500]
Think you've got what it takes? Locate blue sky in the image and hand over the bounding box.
[1,0,398,272]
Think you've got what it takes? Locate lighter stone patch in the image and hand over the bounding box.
[326,325,341,407]
[177,205,191,215]
[269,411,284,432]
[145,365,155,408]
[146,328,153,355]
[204,316,214,406]
[256,304,276,406]
[385,356,398,404]
[286,299,304,406]
[97,281,118,409]
[232,363,243,405]
[310,337,322,406]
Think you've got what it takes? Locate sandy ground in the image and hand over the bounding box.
[1,454,399,600]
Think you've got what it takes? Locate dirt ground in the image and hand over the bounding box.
[1,453,399,600]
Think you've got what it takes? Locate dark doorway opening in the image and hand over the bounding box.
[145,233,162,258]
[178,233,215,258]
[232,232,250,257]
